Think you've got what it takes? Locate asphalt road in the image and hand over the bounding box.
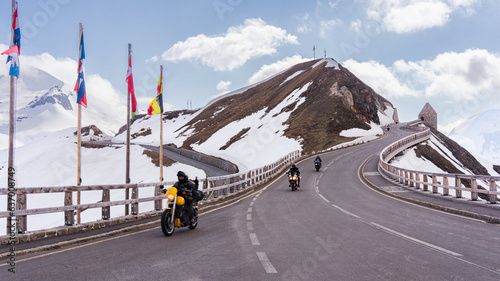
[141,144,231,177]
[3,124,500,280]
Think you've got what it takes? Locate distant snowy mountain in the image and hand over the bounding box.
[0,63,127,149]
[447,109,500,166]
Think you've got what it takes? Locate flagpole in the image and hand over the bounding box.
[159,65,163,182]
[125,43,131,215]
[6,0,16,234]
[76,23,82,224]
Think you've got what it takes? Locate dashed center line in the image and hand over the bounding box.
[247,192,278,274]
[256,252,278,273]
[249,233,260,245]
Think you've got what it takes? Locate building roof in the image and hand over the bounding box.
[419,102,437,116]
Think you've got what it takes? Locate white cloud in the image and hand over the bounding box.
[248,55,311,85]
[342,49,500,100]
[161,18,299,71]
[216,80,231,91]
[296,13,312,33]
[350,19,363,32]
[343,59,420,98]
[365,0,479,33]
[329,0,341,9]
[145,56,158,63]
[384,2,451,33]
[319,19,343,38]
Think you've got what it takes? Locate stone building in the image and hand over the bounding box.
[418,103,437,130]
[392,108,399,124]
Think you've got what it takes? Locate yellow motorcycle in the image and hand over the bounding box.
[160,186,200,236]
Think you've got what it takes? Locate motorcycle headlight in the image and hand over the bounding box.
[167,194,175,201]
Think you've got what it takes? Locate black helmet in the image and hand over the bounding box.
[291,163,296,168]
[177,171,188,178]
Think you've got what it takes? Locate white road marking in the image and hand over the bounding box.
[330,203,360,219]
[314,174,359,219]
[250,201,255,207]
[247,221,253,231]
[256,252,277,273]
[249,233,260,245]
[247,207,252,213]
[318,194,330,203]
[247,213,252,220]
[369,222,462,257]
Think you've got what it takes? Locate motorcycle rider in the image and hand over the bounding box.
[288,163,301,187]
[314,155,322,164]
[173,171,197,223]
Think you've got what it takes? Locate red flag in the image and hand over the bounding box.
[126,53,137,117]
[1,45,18,55]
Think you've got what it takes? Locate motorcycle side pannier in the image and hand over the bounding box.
[194,190,204,201]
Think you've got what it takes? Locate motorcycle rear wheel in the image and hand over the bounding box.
[161,210,175,236]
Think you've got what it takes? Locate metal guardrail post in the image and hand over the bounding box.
[102,189,110,220]
[455,177,462,198]
[64,187,74,226]
[432,176,438,193]
[443,176,449,196]
[471,179,478,201]
[131,186,138,215]
[423,174,428,191]
[16,189,26,233]
[154,185,162,211]
[489,179,497,204]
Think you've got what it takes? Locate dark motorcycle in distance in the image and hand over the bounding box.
[287,171,299,191]
[314,159,321,172]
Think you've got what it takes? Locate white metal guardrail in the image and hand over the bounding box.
[379,126,499,204]
[1,150,301,235]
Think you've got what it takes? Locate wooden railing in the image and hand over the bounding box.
[1,150,301,235]
[379,126,499,204]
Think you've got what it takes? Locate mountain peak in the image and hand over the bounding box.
[27,86,74,111]
[176,58,393,153]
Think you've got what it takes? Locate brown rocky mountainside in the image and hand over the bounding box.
[175,58,394,153]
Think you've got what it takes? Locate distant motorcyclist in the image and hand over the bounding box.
[314,155,322,163]
[287,163,301,187]
[173,171,197,223]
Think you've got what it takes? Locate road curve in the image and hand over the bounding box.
[3,124,500,280]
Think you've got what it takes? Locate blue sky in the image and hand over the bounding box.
[2,0,500,131]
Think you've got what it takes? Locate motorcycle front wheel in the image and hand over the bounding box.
[161,209,175,236]
[290,181,296,191]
